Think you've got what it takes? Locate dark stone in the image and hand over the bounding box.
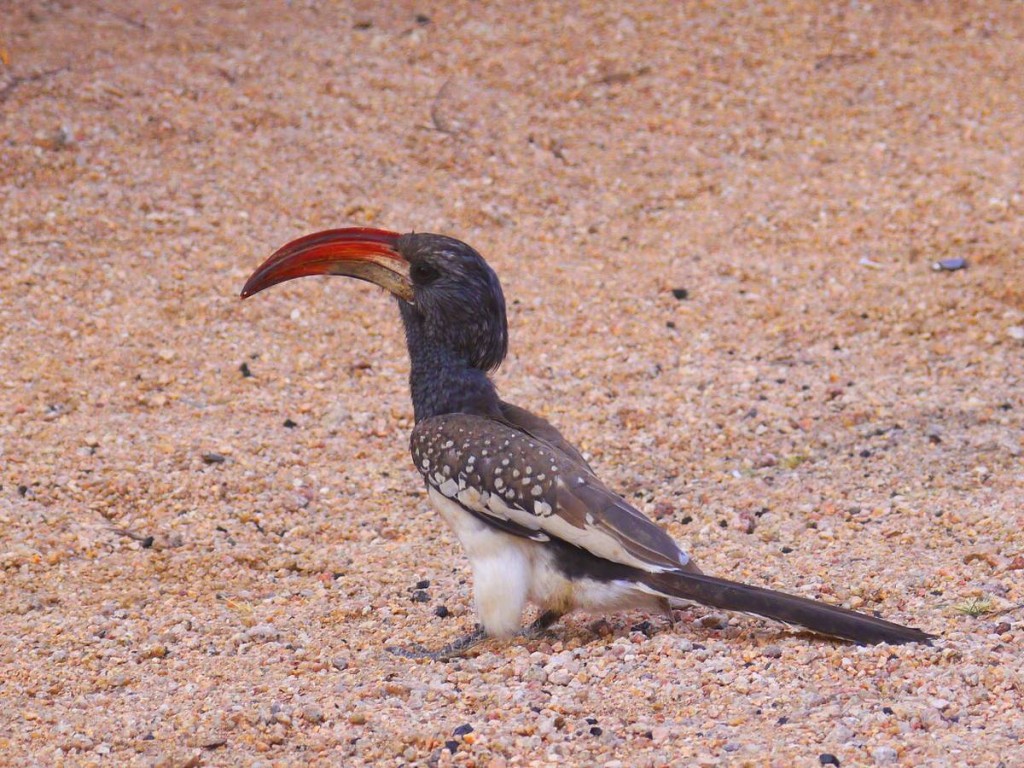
[452,724,474,736]
[141,536,154,549]
[671,288,689,300]
[283,418,297,428]
[630,620,653,636]
[416,579,431,589]
[433,605,450,618]
[590,726,603,736]
[415,13,431,24]
[202,452,226,464]
[882,706,894,715]
[781,546,793,554]
[819,754,840,766]
[444,740,459,753]
[411,590,429,603]
[239,362,252,378]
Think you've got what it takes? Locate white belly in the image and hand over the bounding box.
[426,488,656,636]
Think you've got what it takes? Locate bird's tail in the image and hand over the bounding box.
[640,569,934,645]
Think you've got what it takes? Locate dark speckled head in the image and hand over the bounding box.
[396,233,508,373]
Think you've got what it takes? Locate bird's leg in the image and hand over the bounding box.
[386,626,486,661]
[524,609,563,636]
[661,597,676,628]
[388,612,563,660]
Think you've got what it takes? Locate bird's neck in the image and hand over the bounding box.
[401,306,501,422]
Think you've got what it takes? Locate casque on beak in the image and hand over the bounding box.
[240,227,414,303]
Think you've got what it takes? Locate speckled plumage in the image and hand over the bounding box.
[411,413,691,571]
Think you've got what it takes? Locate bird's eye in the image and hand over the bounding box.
[411,262,440,284]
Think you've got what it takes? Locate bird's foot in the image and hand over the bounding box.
[521,609,562,638]
[387,627,486,661]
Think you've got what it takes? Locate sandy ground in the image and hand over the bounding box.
[2,1,1023,766]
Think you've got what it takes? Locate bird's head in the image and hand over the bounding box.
[241,228,508,372]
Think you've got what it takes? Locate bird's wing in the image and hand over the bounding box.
[411,412,693,573]
[495,401,595,474]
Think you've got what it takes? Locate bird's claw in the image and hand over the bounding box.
[521,609,562,639]
[386,628,486,661]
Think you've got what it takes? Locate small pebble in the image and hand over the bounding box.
[630,620,653,636]
[819,754,840,766]
[932,257,967,271]
[547,669,572,686]
[871,746,899,765]
[650,726,671,744]
[246,624,280,642]
[140,644,168,659]
[301,704,324,724]
[699,613,728,629]
[829,725,854,743]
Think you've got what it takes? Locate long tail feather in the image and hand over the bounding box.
[642,570,934,645]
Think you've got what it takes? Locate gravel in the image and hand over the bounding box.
[1,1,1022,766]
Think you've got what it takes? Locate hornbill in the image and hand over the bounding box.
[241,227,933,652]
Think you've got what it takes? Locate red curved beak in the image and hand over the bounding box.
[240,227,413,302]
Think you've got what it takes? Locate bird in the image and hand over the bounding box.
[241,227,934,654]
